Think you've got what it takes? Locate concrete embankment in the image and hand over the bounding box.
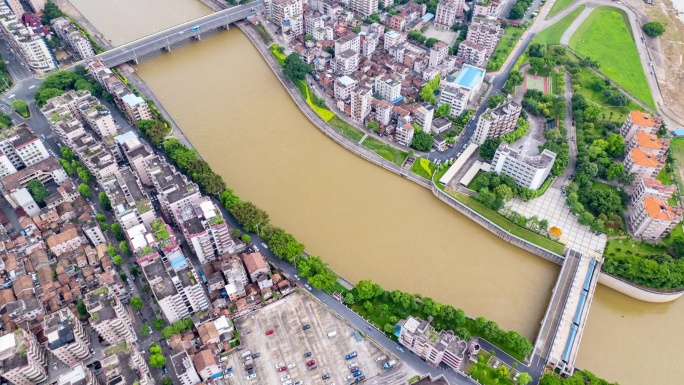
[235,22,684,303]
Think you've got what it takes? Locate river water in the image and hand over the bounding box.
[68,1,684,384]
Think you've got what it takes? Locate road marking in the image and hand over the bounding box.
[28,85,35,89]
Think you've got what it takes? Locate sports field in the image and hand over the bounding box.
[525,74,551,94]
[569,6,655,110]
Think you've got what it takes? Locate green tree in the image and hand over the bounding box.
[529,57,546,73]
[12,99,29,118]
[149,344,162,355]
[411,131,432,152]
[367,121,379,132]
[60,147,73,161]
[419,84,436,105]
[153,318,166,330]
[362,301,373,312]
[496,365,509,378]
[267,229,304,262]
[344,292,355,305]
[517,372,533,385]
[99,192,111,211]
[242,234,251,243]
[141,323,151,337]
[606,133,625,157]
[508,4,524,19]
[435,103,451,118]
[119,241,131,255]
[643,21,665,37]
[220,189,242,210]
[528,43,546,58]
[77,167,92,183]
[77,300,90,319]
[231,229,242,237]
[34,88,65,107]
[142,285,151,294]
[162,378,173,385]
[493,184,514,201]
[27,179,50,204]
[111,223,125,241]
[671,236,684,257]
[96,213,106,222]
[383,323,394,333]
[161,326,175,339]
[78,183,91,197]
[130,297,143,311]
[479,138,502,160]
[230,201,270,233]
[0,112,12,127]
[606,163,624,180]
[113,255,124,265]
[487,94,506,109]
[149,354,166,367]
[283,53,309,81]
[107,245,117,256]
[425,38,440,47]
[355,280,376,300]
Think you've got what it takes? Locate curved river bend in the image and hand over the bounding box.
[69,1,684,383]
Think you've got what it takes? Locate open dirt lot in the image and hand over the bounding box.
[227,293,403,385]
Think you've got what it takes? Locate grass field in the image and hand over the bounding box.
[293,79,335,121]
[534,5,586,46]
[362,137,408,165]
[487,36,518,72]
[269,44,286,66]
[669,138,684,188]
[410,158,436,179]
[329,116,364,142]
[569,6,655,110]
[547,0,577,19]
[657,166,674,186]
[576,67,645,123]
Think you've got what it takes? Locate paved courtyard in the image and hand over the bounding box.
[507,187,606,257]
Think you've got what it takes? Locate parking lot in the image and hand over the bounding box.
[226,293,393,385]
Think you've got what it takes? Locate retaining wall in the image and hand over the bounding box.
[236,22,684,303]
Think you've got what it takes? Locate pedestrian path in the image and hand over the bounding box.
[359,133,369,144]
[560,5,593,45]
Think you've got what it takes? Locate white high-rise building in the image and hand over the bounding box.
[51,17,95,60]
[351,86,373,123]
[271,0,304,36]
[44,308,92,366]
[0,124,50,170]
[0,6,56,74]
[0,329,48,385]
[473,101,521,144]
[350,0,378,17]
[435,0,464,29]
[374,74,402,102]
[491,142,556,190]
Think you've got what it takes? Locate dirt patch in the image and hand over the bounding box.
[646,0,684,121]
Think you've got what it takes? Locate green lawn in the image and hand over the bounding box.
[576,66,644,123]
[656,166,674,186]
[569,6,655,110]
[329,116,364,142]
[503,25,524,39]
[487,36,518,72]
[669,138,684,188]
[362,137,408,165]
[410,157,436,179]
[534,5,586,46]
[269,44,286,66]
[466,171,488,191]
[293,79,334,121]
[452,192,566,255]
[604,238,666,259]
[547,0,577,19]
[468,352,515,385]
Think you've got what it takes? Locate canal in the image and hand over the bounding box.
[67,1,684,383]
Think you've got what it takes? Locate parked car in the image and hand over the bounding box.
[322,373,331,380]
[306,360,316,367]
[278,366,287,372]
[303,352,312,358]
[305,284,312,291]
[252,353,261,359]
[266,329,275,336]
[287,363,296,369]
[162,366,168,374]
[262,243,268,249]
[281,375,291,381]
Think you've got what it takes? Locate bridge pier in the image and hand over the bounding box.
[163,45,171,52]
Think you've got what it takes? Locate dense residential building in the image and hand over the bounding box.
[429,42,449,68]
[26,0,45,13]
[334,33,360,56]
[375,99,393,126]
[491,143,557,190]
[0,157,68,195]
[620,110,662,142]
[335,49,359,75]
[271,0,304,38]
[431,117,452,134]
[148,156,203,225]
[624,147,665,181]
[473,101,522,144]
[350,0,378,17]
[44,308,92,365]
[414,103,435,132]
[0,124,50,170]
[241,252,270,282]
[57,362,101,385]
[396,123,415,147]
[177,197,234,264]
[374,74,402,102]
[171,351,201,385]
[82,217,106,245]
[631,177,677,204]
[4,0,23,17]
[438,84,469,118]
[0,6,56,74]
[351,86,373,122]
[223,255,249,301]
[398,316,468,370]
[456,40,487,66]
[0,329,48,385]
[435,0,464,29]
[384,30,405,50]
[334,76,358,101]
[193,348,221,380]
[46,227,84,256]
[630,196,683,240]
[465,18,502,55]
[84,287,137,345]
[363,33,377,58]
[142,251,209,323]
[51,17,95,59]
[102,167,157,231]
[101,341,153,385]
[121,94,153,122]
[628,130,669,156]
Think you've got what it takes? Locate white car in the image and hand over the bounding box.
[281,375,291,381]
[224,373,233,378]
[305,284,312,291]
[276,362,285,369]
[348,362,358,368]
[262,243,268,249]
[287,363,296,369]
[294,275,300,281]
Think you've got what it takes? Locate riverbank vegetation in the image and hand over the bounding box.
[345,279,533,361]
[568,6,655,109]
[540,370,617,385]
[362,137,408,165]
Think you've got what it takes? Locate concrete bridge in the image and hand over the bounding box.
[93,1,263,67]
[532,249,601,377]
